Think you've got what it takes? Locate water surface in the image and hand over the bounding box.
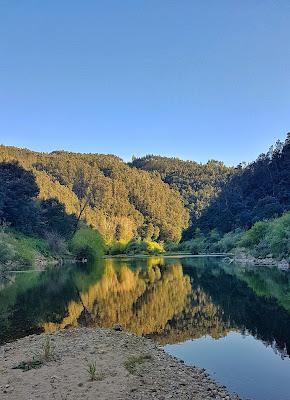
[1,257,290,400]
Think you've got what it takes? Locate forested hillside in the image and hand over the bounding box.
[131,156,232,224]
[1,133,290,257]
[0,146,188,243]
[198,134,290,233]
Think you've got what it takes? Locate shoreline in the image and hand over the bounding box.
[233,253,290,270]
[105,253,233,259]
[0,327,240,400]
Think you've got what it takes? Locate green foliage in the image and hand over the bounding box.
[131,155,232,239]
[109,240,128,255]
[108,239,165,255]
[179,212,289,260]
[144,239,165,254]
[1,134,290,259]
[0,233,15,264]
[86,361,105,381]
[239,221,270,248]
[0,146,189,243]
[199,134,290,234]
[86,361,97,381]
[13,359,43,371]
[123,239,145,255]
[164,241,180,253]
[189,237,207,255]
[267,213,290,258]
[239,212,290,259]
[0,161,40,234]
[217,229,244,253]
[43,231,68,256]
[123,354,152,374]
[39,198,77,238]
[70,226,105,261]
[0,228,51,268]
[179,228,243,255]
[12,238,37,266]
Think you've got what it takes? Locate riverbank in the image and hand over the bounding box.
[0,327,239,400]
[233,252,290,270]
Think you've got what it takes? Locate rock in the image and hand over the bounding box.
[114,324,123,331]
[278,259,289,270]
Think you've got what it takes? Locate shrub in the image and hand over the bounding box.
[0,229,52,268]
[177,240,192,252]
[108,239,165,255]
[70,226,104,261]
[12,240,35,265]
[109,240,128,255]
[238,212,290,259]
[44,231,67,256]
[0,234,15,264]
[124,239,147,255]
[217,229,244,253]
[239,221,269,248]
[189,237,207,254]
[12,232,50,266]
[207,229,222,252]
[144,240,165,254]
[265,213,290,259]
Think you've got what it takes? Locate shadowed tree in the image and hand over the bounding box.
[0,161,40,234]
[72,169,98,233]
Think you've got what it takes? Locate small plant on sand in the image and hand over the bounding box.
[13,358,43,371]
[42,334,53,360]
[124,354,152,374]
[86,361,105,381]
[12,335,53,372]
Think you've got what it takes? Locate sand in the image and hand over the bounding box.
[0,327,240,400]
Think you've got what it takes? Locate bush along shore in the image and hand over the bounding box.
[179,211,290,271]
[0,327,240,400]
[0,224,104,272]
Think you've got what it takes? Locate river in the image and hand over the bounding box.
[1,256,290,400]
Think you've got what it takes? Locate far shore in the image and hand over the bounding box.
[106,252,233,259]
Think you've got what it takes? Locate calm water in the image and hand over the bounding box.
[1,257,290,400]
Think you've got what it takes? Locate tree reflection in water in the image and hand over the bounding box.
[1,257,290,359]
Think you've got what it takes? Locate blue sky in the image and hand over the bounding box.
[0,1,290,165]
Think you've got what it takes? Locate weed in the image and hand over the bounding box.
[124,354,152,374]
[42,334,53,360]
[13,358,43,371]
[86,361,104,381]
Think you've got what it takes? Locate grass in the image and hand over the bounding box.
[12,335,53,372]
[0,228,51,268]
[42,334,53,360]
[124,354,153,374]
[13,358,43,371]
[86,361,105,381]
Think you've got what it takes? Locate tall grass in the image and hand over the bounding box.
[0,228,51,268]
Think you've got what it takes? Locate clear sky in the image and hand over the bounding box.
[0,1,290,165]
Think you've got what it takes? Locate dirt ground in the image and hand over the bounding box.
[0,327,240,400]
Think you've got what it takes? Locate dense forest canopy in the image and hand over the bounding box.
[131,155,232,221]
[198,133,290,234]
[1,133,290,246]
[0,146,188,243]
[132,134,290,241]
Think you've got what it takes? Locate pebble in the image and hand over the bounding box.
[0,327,240,400]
